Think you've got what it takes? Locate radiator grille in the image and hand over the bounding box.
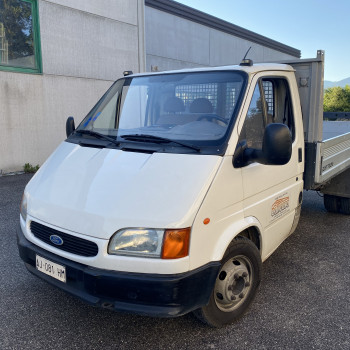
[30,221,98,257]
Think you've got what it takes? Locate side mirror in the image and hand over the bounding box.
[66,116,75,137]
[260,123,292,165]
[233,123,292,167]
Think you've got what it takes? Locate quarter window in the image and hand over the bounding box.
[0,0,41,73]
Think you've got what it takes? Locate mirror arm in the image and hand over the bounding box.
[233,141,249,168]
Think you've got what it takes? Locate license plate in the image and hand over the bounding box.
[36,255,66,283]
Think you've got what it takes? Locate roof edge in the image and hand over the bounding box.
[145,0,301,58]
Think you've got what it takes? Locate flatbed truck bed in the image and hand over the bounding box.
[280,51,350,195]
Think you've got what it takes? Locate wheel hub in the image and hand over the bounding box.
[214,256,252,312]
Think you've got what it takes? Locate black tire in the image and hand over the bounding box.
[324,194,350,215]
[339,197,350,215]
[324,194,338,213]
[193,237,262,327]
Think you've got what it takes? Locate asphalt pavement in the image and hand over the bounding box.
[1,174,349,350]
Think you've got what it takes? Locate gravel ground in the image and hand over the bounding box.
[1,173,349,350]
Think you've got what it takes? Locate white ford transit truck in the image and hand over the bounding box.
[17,51,350,327]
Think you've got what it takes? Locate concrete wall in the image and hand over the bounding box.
[145,7,297,72]
[0,0,145,174]
[40,0,144,80]
[0,72,111,172]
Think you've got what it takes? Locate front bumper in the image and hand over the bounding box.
[17,226,220,317]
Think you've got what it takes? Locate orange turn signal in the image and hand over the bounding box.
[161,228,191,259]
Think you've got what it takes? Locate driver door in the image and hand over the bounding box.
[238,73,303,259]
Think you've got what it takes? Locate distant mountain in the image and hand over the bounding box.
[324,78,350,89]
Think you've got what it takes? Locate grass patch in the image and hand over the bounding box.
[23,163,40,173]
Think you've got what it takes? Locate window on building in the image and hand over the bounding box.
[239,77,295,150]
[0,0,41,73]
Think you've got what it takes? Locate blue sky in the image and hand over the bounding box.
[176,0,349,81]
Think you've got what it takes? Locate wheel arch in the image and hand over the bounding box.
[210,216,263,262]
[236,226,261,251]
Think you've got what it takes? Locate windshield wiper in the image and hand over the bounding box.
[75,130,120,146]
[120,134,200,152]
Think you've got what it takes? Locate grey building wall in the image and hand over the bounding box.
[145,1,300,71]
[0,0,145,174]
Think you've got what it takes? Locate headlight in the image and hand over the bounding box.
[20,193,27,222]
[108,227,191,259]
[108,228,164,257]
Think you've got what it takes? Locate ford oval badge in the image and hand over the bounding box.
[50,235,64,246]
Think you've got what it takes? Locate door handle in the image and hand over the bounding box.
[298,148,302,163]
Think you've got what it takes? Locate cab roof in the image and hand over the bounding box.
[127,63,295,78]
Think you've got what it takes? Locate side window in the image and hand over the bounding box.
[239,77,295,151]
[270,79,295,140]
[0,0,41,73]
[240,83,265,149]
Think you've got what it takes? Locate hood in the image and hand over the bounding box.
[26,142,222,239]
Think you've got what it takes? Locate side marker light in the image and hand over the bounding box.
[203,218,210,225]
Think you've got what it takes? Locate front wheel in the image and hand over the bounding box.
[193,237,262,327]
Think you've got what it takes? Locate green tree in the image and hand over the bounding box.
[0,0,33,61]
[324,85,350,112]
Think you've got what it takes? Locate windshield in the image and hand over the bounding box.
[75,71,247,154]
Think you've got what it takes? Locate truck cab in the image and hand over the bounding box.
[17,51,349,327]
